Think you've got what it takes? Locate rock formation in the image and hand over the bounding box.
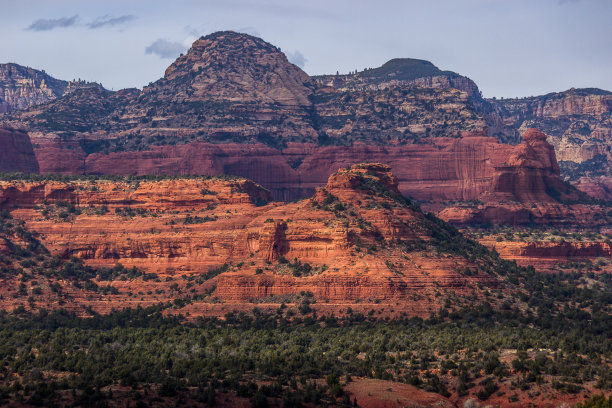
[0,127,39,173]
[573,176,612,202]
[0,165,511,315]
[479,239,612,271]
[0,64,65,113]
[1,31,609,208]
[0,63,105,113]
[488,88,612,193]
[488,129,576,202]
[26,127,602,226]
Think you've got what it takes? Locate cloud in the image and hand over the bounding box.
[185,25,203,38]
[145,39,188,59]
[286,50,307,68]
[26,15,78,31]
[88,15,136,29]
[558,0,582,4]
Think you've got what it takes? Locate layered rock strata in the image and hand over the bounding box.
[0,127,39,173]
[1,165,503,314]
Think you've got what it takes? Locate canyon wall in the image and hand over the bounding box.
[0,127,39,173]
[0,64,64,113]
[479,239,611,271]
[2,32,609,206]
[0,63,105,113]
[27,128,600,226]
[31,130,570,202]
[490,89,611,197]
[0,164,501,313]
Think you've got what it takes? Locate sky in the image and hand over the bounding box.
[1,0,611,98]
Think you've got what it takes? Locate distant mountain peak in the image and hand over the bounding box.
[157,30,313,107]
[358,57,460,83]
[0,63,106,114]
[198,30,271,44]
[163,30,297,81]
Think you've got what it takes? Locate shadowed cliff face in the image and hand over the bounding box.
[24,129,575,199]
[0,127,39,173]
[26,127,602,226]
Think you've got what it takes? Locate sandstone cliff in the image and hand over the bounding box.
[489,88,612,193]
[479,239,611,271]
[573,176,612,202]
[1,32,609,205]
[0,165,513,315]
[431,129,608,226]
[0,127,39,173]
[488,128,576,202]
[22,129,571,198]
[26,127,602,226]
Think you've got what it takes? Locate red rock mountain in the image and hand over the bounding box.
[0,164,512,316]
[1,31,609,211]
[489,88,612,199]
[21,126,598,226]
[491,88,611,163]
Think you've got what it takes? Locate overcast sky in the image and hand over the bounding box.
[1,0,610,98]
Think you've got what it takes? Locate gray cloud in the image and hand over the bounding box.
[88,15,136,29]
[286,50,307,68]
[185,25,202,38]
[26,15,78,31]
[145,39,187,59]
[558,0,582,4]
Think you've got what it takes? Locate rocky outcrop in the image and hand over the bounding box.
[438,202,605,226]
[489,88,612,182]
[0,64,65,113]
[0,177,270,210]
[479,239,612,271]
[435,129,608,226]
[28,128,601,226]
[489,129,579,203]
[0,177,273,278]
[1,32,609,209]
[0,127,39,173]
[164,31,313,106]
[118,31,318,147]
[573,176,612,201]
[0,63,105,114]
[313,58,482,100]
[1,165,504,314]
[215,163,500,306]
